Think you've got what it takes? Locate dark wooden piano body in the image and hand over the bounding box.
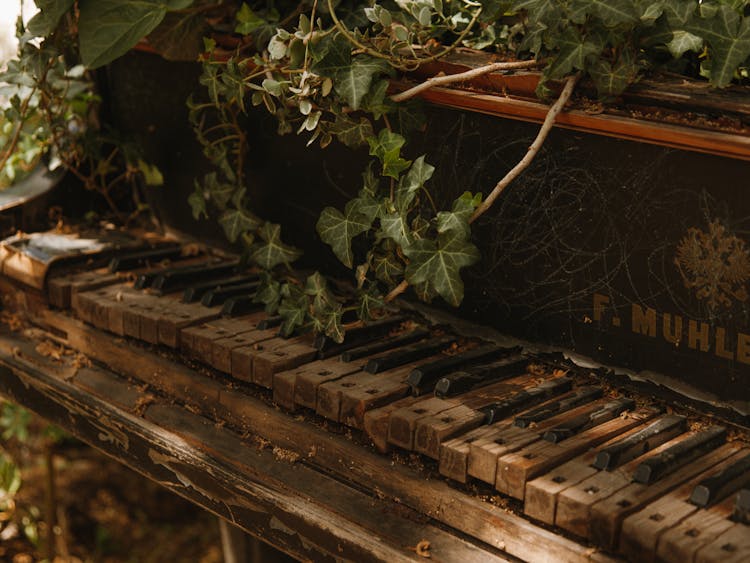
[0,50,749,562]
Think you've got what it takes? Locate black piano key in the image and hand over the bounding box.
[108,244,183,272]
[201,282,260,307]
[151,261,240,293]
[364,336,456,374]
[632,426,727,485]
[689,452,750,508]
[433,356,528,398]
[514,386,603,428]
[221,295,264,317]
[407,344,520,396]
[134,259,221,290]
[315,316,408,359]
[340,328,430,362]
[480,377,573,425]
[182,274,260,302]
[593,414,687,471]
[257,315,283,330]
[542,398,636,443]
[734,489,750,524]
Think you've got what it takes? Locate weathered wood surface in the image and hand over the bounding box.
[32,310,614,562]
[0,329,509,563]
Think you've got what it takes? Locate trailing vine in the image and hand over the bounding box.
[6,0,750,342]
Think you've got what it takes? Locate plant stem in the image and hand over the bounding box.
[390,60,540,103]
[469,73,579,224]
[384,73,579,304]
[0,87,36,173]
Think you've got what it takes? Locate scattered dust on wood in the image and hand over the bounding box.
[407,539,431,558]
[272,446,300,464]
[133,394,156,416]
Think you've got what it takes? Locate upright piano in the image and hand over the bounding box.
[0,50,748,562]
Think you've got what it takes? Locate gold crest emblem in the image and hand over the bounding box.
[675,219,750,309]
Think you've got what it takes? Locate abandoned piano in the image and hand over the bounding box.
[0,51,749,562]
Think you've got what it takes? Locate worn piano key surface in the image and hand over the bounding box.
[34,242,750,563]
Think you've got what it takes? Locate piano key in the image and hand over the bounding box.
[49,270,121,309]
[212,326,280,376]
[593,414,687,470]
[406,344,521,396]
[693,521,750,563]
[481,377,574,425]
[633,426,727,485]
[689,452,750,508]
[524,422,662,525]
[439,425,500,483]
[340,328,430,362]
[272,360,362,411]
[620,450,750,563]
[495,406,659,500]
[542,398,636,443]
[256,315,282,330]
[182,274,259,302]
[589,442,741,549]
[319,356,444,424]
[250,336,317,388]
[201,282,259,307]
[364,336,456,373]
[514,386,602,428]
[415,375,575,461]
[387,373,539,452]
[108,244,182,272]
[179,313,265,364]
[221,295,264,317]
[133,258,221,289]
[151,260,240,293]
[468,394,639,487]
[433,356,529,398]
[314,315,408,359]
[555,430,708,539]
[733,488,750,524]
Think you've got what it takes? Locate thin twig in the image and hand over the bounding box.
[469,73,579,224]
[384,73,579,303]
[390,60,539,103]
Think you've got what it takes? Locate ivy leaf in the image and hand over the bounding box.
[235,3,267,35]
[310,34,352,76]
[569,0,639,27]
[189,181,207,219]
[356,285,385,321]
[686,5,750,87]
[361,79,392,120]
[589,51,639,97]
[513,0,564,26]
[251,222,302,269]
[335,56,390,110]
[349,189,381,224]
[403,231,480,306]
[667,30,703,58]
[278,283,307,336]
[219,208,262,243]
[367,129,411,179]
[544,27,605,80]
[27,0,74,37]
[322,306,345,343]
[304,272,334,312]
[395,155,435,212]
[663,1,697,27]
[147,11,208,61]
[371,246,404,285]
[436,191,481,238]
[78,0,190,68]
[329,114,374,148]
[201,171,234,210]
[379,212,412,248]
[317,202,372,268]
[252,272,281,312]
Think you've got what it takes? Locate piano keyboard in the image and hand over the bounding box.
[9,240,750,562]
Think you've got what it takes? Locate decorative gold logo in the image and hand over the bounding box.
[675,219,750,309]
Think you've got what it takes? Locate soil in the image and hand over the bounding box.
[1,419,225,563]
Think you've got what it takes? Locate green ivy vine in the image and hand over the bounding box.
[5,0,750,342]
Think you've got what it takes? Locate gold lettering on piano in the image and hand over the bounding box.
[687,320,710,352]
[632,304,656,338]
[662,313,682,346]
[715,327,734,360]
[591,293,750,364]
